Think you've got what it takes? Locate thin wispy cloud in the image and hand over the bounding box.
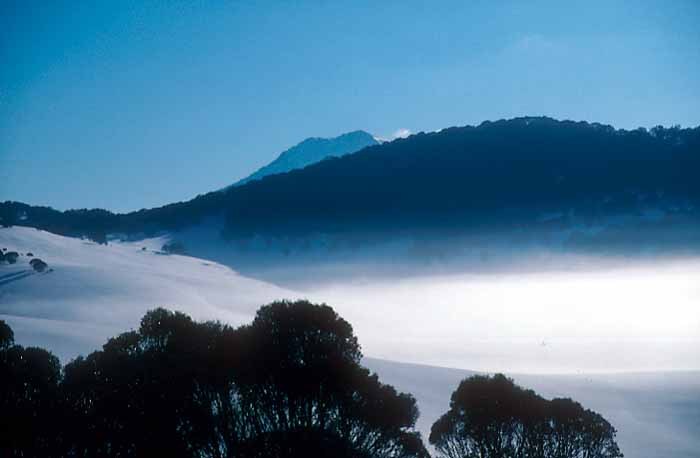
[374,128,412,143]
[392,128,411,139]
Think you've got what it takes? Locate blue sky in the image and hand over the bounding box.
[2,0,699,212]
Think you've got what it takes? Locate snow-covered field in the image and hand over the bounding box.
[1,226,699,457]
[0,226,297,358]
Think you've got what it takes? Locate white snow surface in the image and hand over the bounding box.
[0,226,297,358]
[1,226,699,458]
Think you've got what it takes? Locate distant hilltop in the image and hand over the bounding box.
[231,130,378,187]
[2,117,699,263]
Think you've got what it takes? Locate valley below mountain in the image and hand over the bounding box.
[2,225,699,458]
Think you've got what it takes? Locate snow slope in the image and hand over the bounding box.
[0,226,298,359]
[2,226,699,457]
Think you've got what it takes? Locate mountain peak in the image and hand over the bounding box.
[234,130,378,187]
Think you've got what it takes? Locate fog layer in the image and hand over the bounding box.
[308,260,700,373]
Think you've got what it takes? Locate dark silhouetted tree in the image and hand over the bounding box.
[0,320,14,350]
[60,302,428,458]
[430,374,623,458]
[87,230,108,245]
[544,397,623,458]
[230,300,428,458]
[0,323,63,457]
[61,309,228,457]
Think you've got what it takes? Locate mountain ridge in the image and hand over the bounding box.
[2,117,699,261]
[231,130,378,187]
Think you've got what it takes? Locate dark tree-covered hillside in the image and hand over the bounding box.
[2,118,698,244]
[217,118,699,237]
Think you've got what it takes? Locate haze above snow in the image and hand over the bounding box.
[1,226,698,372]
[1,226,699,458]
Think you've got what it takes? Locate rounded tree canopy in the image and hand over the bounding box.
[430,374,622,458]
[59,302,429,458]
[0,320,14,350]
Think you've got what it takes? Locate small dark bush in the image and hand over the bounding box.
[87,231,108,245]
[30,258,48,273]
[161,241,186,255]
[4,251,19,264]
